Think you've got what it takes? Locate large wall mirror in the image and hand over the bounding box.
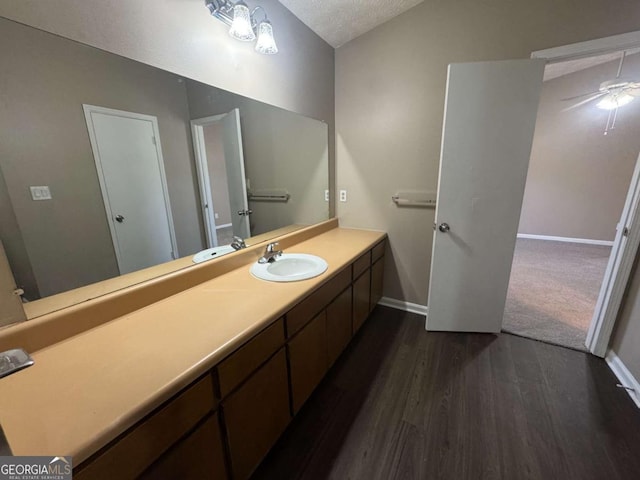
[0,17,329,321]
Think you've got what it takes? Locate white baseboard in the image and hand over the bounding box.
[378,297,428,316]
[605,350,640,408]
[517,233,613,246]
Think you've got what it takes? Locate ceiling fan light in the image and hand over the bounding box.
[596,92,635,110]
[229,2,256,42]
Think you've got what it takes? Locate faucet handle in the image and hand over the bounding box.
[266,242,279,253]
[231,236,246,250]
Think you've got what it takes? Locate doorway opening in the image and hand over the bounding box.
[503,45,640,351]
[191,108,250,248]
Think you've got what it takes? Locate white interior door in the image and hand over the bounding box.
[427,59,545,333]
[84,105,177,275]
[0,240,26,327]
[221,109,250,239]
[192,109,250,247]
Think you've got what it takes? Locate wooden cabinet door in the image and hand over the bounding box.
[75,376,216,480]
[370,258,384,312]
[217,318,284,398]
[223,349,290,480]
[326,287,352,366]
[288,310,328,413]
[140,414,227,480]
[353,269,371,334]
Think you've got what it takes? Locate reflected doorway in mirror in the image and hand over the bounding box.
[191,108,251,248]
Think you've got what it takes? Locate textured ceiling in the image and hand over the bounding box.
[544,48,640,81]
[278,0,424,48]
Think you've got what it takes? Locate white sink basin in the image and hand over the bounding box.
[250,253,328,282]
[192,245,236,264]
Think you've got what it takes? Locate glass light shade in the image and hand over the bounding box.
[255,20,278,54]
[229,2,255,42]
[596,92,635,110]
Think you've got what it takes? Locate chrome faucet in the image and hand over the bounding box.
[258,242,283,264]
[231,236,247,251]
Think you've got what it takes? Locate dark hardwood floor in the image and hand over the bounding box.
[252,306,640,480]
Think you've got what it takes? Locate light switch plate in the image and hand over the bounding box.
[324,190,329,202]
[339,190,347,202]
[30,186,52,201]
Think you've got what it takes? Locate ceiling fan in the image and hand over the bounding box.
[563,51,640,134]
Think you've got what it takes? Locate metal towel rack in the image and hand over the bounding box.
[248,189,290,202]
[391,191,437,208]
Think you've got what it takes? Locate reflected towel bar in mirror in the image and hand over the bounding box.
[248,190,291,202]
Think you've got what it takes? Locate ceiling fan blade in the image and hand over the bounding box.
[627,84,640,96]
[562,92,607,111]
[561,90,603,101]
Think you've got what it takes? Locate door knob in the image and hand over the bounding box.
[237,209,253,216]
[115,215,125,223]
[438,222,450,233]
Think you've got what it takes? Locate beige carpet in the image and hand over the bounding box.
[502,239,611,351]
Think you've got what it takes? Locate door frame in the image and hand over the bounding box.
[191,113,227,248]
[530,31,640,357]
[191,109,250,248]
[83,104,179,273]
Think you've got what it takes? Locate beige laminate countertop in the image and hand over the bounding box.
[0,227,385,464]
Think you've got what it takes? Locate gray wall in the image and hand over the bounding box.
[335,0,640,307]
[187,81,329,236]
[519,55,640,241]
[612,258,640,381]
[0,0,336,216]
[0,18,203,297]
[0,166,38,299]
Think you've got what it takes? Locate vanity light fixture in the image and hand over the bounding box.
[205,0,278,54]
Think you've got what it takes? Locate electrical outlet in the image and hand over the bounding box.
[324,190,329,202]
[30,186,52,201]
[214,212,219,219]
[339,190,347,202]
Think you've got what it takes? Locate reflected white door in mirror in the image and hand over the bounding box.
[191,109,251,248]
[84,105,178,275]
[0,241,26,327]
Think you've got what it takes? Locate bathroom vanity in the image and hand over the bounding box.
[0,220,386,479]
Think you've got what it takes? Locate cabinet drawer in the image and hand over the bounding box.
[353,251,371,279]
[327,287,352,366]
[288,310,328,413]
[217,318,284,398]
[224,349,290,480]
[370,258,384,313]
[140,414,227,480]
[372,239,386,262]
[286,267,350,337]
[75,375,215,480]
[353,269,371,334]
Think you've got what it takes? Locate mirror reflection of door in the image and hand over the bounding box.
[0,240,26,327]
[191,108,250,248]
[83,105,179,275]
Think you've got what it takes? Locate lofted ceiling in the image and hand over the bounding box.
[278,0,424,48]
